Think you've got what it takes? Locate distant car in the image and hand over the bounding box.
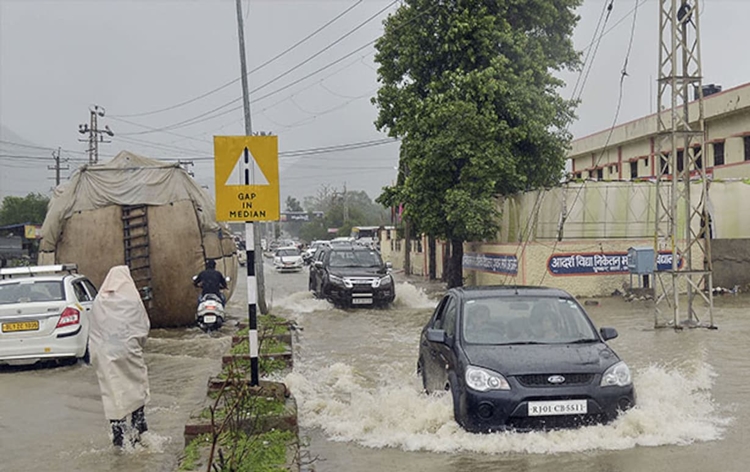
[302,240,331,265]
[309,245,395,308]
[330,237,355,247]
[418,286,635,433]
[237,249,247,267]
[273,246,304,272]
[0,264,96,366]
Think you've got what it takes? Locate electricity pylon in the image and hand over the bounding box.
[654,0,714,329]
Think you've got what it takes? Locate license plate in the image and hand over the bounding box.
[352,298,373,305]
[527,400,587,416]
[202,315,217,324]
[2,321,40,333]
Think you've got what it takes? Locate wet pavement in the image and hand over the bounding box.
[3,259,750,471]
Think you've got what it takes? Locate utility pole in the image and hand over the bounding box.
[48,147,69,186]
[235,0,268,388]
[78,105,114,164]
[654,0,714,329]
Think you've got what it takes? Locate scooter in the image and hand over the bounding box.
[192,275,230,332]
[196,293,225,332]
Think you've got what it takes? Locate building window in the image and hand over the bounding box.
[659,153,670,175]
[744,136,750,161]
[630,161,638,178]
[677,150,684,173]
[713,142,725,166]
[693,145,702,169]
[596,168,603,180]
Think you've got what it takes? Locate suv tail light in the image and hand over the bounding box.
[56,307,80,329]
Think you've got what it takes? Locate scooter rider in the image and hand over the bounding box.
[193,259,227,305]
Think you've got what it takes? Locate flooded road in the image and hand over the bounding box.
[2,259,750,471]
[274,268,750,472]
[0,280,235,472]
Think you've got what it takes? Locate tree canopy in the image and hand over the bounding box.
[0,193,50,226]
[373,0,581,286]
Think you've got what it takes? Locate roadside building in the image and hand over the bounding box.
[568,82,750,182]
[383,82,750,296]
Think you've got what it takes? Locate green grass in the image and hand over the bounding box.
[230,337,288,356]
[218,356,288,379]
[237,313,290,337]
[216,430,294,472]
[199,396,286,421]
[179,436,207,471]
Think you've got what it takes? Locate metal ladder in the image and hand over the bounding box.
[122,205,153,306]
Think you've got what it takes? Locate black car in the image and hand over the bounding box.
[418,286,635,433]
[309,246,395,308]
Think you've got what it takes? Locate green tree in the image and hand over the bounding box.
[0,193,50,226]
[285,196,303,212]
[373,0,580,287]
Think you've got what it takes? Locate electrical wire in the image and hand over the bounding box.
[117,1,397,136]
[538,0,640,286]
[111,1,365,118]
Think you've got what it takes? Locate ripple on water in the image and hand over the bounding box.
[285,359,730,455]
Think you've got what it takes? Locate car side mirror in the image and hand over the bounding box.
[600,327,618,341]
[386,261,392,269]
[314,261,323,269]
[226,277,231,283]
[426,328,446,344]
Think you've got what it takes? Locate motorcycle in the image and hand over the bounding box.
[193,276,230,332]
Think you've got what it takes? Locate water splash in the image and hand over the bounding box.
[393,282,438,310]
[273,290,332,314]
[285,361,729,454]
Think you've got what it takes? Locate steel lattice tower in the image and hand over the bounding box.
[654,0,714,329]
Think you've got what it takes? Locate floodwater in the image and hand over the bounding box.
[275,270,750,472]
[0,285,234,471]
[2,260,750,472]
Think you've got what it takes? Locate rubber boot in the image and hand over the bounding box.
[131,406,148,441]
[110,419,126,447]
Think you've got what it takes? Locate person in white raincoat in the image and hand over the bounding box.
[90,265,151,447]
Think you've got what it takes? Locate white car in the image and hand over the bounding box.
[273,246,304,272]
[0,264,96,366]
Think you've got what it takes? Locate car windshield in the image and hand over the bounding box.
[462,296,599,345]
[328,250,382,268]
[0,280,65,304]
[277,248,299,257]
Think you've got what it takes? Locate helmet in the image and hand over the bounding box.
[206,259,216,269]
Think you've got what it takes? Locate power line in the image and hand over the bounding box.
[539,0,641,286]
[111,1,365,118]
[110,137,399,163]
[118,1,397,137]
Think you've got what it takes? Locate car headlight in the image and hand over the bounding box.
[372,275,392,288]
[465,365,510,392]
[600,361,632,387]
[328,274,352,288]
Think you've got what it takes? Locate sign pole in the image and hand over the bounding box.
[236,0,258,386]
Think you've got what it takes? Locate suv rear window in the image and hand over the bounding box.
[328,250,383,268]
[0,280,65,304]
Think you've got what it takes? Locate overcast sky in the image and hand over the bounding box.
[2,0,749,204]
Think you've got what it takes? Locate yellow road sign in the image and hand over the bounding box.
[214,135,279,221]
